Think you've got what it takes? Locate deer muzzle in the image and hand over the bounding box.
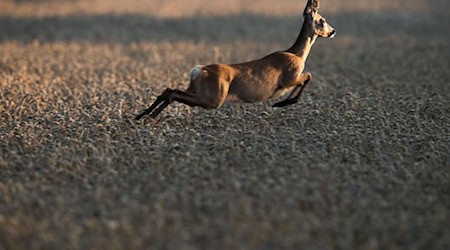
[329,30,336,38]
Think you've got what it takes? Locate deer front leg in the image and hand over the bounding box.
[273,72,312,107]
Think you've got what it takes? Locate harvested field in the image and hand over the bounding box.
[0,0,449,249]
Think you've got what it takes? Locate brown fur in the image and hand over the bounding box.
[136,0,335,120]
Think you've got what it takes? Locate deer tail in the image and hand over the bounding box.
[189,65,204,81]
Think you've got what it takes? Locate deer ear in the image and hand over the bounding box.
[312,0,320,12]
[303,0,320,16]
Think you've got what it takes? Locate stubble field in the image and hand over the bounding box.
[0,0,449,249]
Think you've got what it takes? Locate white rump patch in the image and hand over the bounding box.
[189,65,204,80]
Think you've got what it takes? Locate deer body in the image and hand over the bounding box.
[136,0,334,120]
[190,52,305,106]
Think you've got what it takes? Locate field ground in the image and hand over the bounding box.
[0,0,449,249]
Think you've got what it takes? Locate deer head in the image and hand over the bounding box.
[303,0,335,38]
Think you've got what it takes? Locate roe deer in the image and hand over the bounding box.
[136,0,335,120]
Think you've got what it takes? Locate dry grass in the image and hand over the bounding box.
[0,0,449,249]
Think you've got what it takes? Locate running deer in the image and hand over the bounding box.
[135,0,335,120]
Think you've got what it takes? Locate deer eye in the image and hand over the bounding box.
[320,19,325,23]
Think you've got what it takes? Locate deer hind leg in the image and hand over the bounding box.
[136,88,209,120]
[135,88,173,120]
[273,72,312,107]
[149,90,220,118]
[149,81,229,119]
[136,75,229,119]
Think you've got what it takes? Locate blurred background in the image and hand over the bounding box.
[0,0,448,44]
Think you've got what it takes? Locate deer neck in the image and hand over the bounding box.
[287,22,318,62]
